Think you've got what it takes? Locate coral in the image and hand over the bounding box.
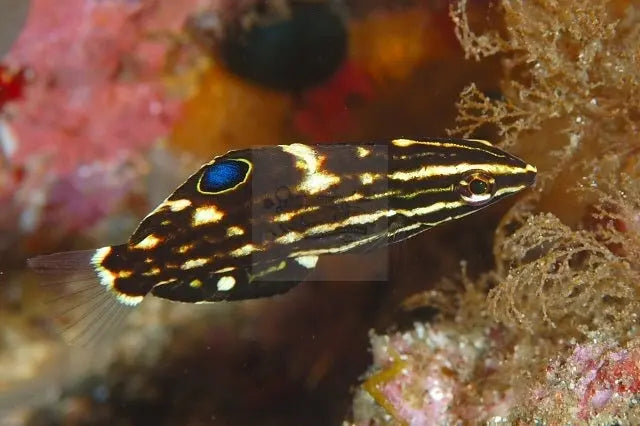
[0,0,201,248]
[352,271,552,425]
[5,0,190,173]
[352,321,515,425]
[523,339,640,424]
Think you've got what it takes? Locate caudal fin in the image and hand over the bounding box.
[28,248,140,346]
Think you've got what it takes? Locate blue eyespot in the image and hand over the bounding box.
[198,159,252,194]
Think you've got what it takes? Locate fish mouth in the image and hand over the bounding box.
[524,163,538,187]
[492,161,537,199]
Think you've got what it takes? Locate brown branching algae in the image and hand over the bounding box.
[490,159,640,338]
[450,0,640,153]
[352,0,640,424]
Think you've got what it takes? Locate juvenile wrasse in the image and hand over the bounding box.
[29,138,536,345]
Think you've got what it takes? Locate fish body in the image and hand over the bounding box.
[29,138,536,344]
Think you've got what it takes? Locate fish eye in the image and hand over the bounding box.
[198,158,252,194]
[457,171,495,206]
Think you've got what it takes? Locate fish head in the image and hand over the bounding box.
[389,138,537,226]
[451,139,537,209]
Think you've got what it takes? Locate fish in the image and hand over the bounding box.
[28,138,537,345]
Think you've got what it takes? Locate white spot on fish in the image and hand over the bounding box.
[133,234,162,250]
[181,258,209,270]
[217,276,236,291]
[193,206,224,226]
[295,255,319,269]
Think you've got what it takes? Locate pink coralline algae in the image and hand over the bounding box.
[352,322,513,425]
[4,0,191,173]
[0,0,204,236]
[536,341,640,422]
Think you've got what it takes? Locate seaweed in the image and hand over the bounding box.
[353,1,640,423]
[450,0,640,152]
[446,0,640,338]
[489,150,640,338]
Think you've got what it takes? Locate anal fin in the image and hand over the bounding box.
[151,256,318,303]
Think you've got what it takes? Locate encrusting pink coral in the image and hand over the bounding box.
[4,0,190,173]
[528,340,640,423]
[0,0,204,242]
[353,289,518,426]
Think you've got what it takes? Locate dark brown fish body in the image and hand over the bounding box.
[29,138,536,344]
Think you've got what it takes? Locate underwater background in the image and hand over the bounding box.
[1,0,640,425]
